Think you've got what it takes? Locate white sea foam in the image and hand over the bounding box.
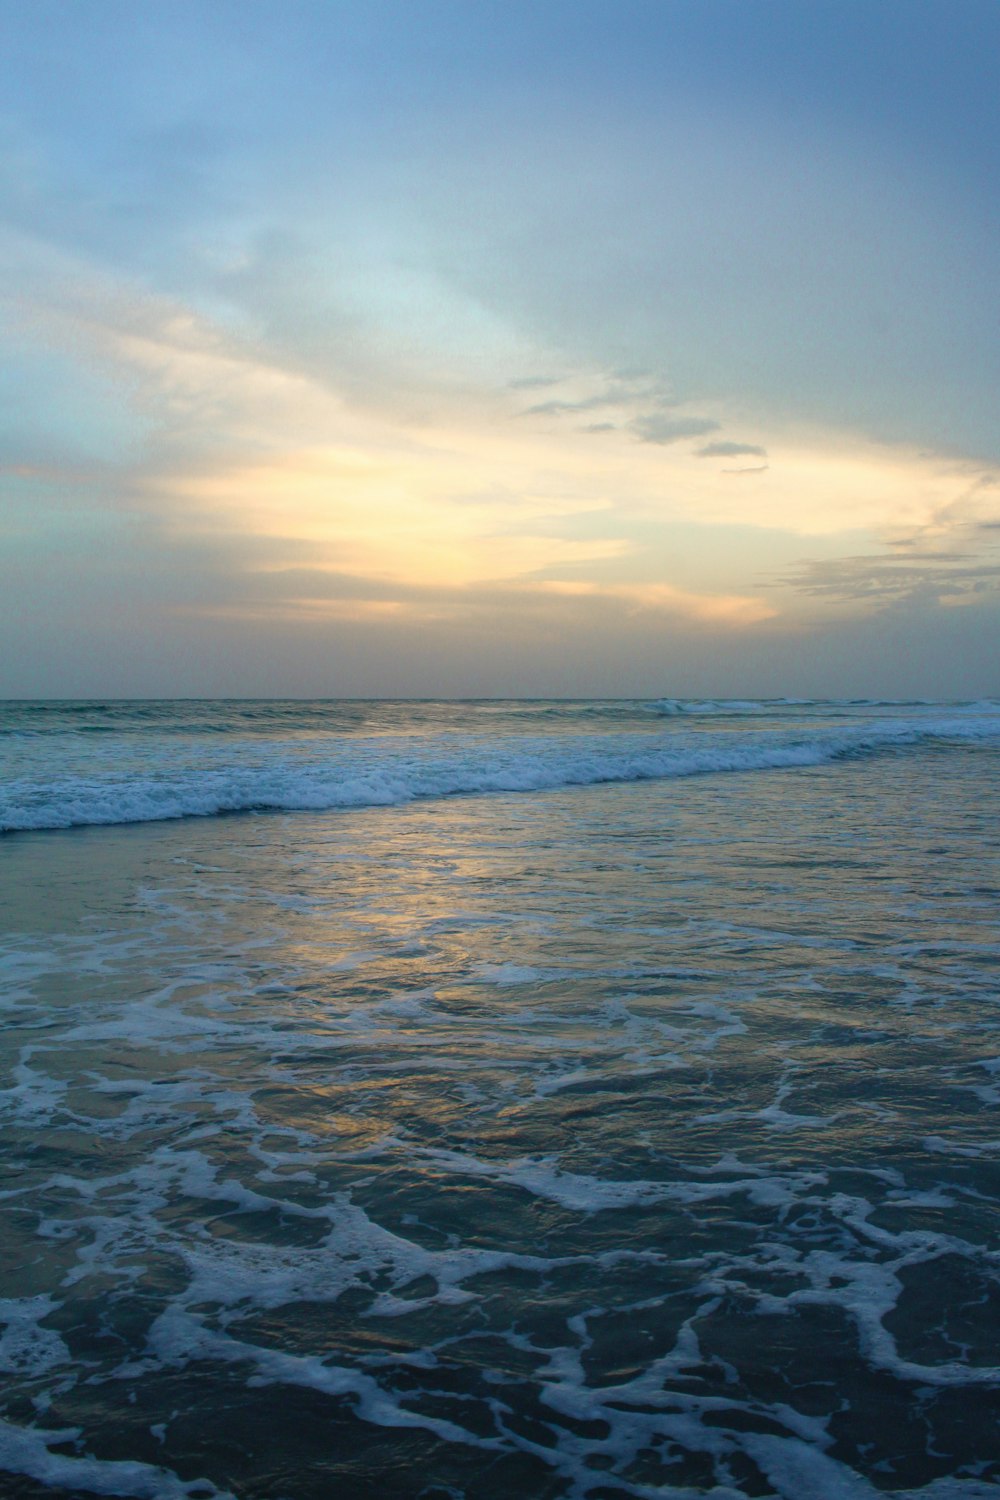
[3,699,1000,1498]
[0,1297,71,1376]
[0,1416,232,1498]
[410,1145,830,1214]
[3,712,999,831]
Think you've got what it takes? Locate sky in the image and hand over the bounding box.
[2,0,999,699]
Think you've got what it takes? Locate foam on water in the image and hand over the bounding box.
[2,702,1000,831]
[1,702,1000,1496]
[0,1418,232,1499]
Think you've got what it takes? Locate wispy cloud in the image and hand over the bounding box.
[515,374,725,454]
[182,564,776,630]
[697,441,767,459]
[780,467,1000,609]
[522,396,611,416]
[508,375,561,390]
[629,413,720,446]
[784,544,1000,607]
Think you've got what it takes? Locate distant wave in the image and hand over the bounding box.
[645,698,780,716]
[3,697,998,737]
[641,696,984,716]
[0,704,376,738]
[4,716,1000,833]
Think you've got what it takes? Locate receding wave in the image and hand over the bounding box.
[3,717,999,833]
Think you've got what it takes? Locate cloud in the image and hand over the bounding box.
[181,563,776,631]
[722,463,769,475]
[613,581,775,625]
[784,552,1000,607]
[522,393,622,416]
[880,473,1000,552]
[776,466,1000,613]
[8,219,1000,698]
[697,441,767,458]
[522,398,587,416]
[517,372,677,423]
[629,413,720,445]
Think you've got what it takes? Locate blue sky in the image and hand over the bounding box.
[2,0,999,696]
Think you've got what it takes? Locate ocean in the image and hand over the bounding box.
[2,697,999,1499]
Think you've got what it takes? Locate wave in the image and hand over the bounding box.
[3,716,1000,833]
[642,696,995,717]
[646,698,781,716]
[0,701,376,738]
[480,697,950,720]
[3,697,998,738]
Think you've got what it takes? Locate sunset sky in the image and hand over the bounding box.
[2,0,999,698]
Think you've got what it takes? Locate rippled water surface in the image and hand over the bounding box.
[2,700,1000,1498]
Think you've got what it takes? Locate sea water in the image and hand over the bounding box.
[1,698,999,1499]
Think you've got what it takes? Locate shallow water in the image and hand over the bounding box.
[2,700,1000,1498]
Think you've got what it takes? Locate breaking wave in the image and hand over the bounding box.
[3,715,999,833]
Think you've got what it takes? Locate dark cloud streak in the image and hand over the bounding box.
[629,413,719,446]
[784,553,1000,606]
[698,441,767,459]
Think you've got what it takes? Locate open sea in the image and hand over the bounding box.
[2,696,1000,1500]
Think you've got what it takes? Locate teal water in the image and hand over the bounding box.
[2,700,1000,1498]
